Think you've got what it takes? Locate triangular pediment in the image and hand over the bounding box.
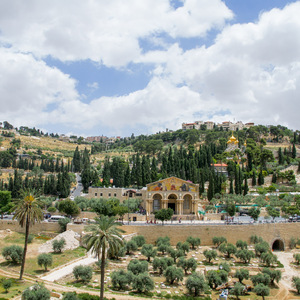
[147,177,198,192]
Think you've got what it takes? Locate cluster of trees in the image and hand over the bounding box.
[74,197,141,220]
[89,124,298,155]
[0,168,73,198]
[95,145,227,193]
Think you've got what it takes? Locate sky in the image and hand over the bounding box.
[0,0,300,137]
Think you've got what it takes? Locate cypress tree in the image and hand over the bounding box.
[142,155,151,186]
[207,173,214,201]
[102,157,111,186]
[272,172,277,184]
[73,146,81,172]
[229,178,234,194]
[151,157,158,182]
[243,177,248,196]
[124,164,131,187]
[278,147,284,165]
[292,143,297,159]
[252,171,256,186]
[135,153,142,187]
[258,170,264,185]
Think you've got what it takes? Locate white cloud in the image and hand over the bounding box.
[0,1,300,136]
[0,48,79,128]
[136,1,300,130]
[0,0,233,67]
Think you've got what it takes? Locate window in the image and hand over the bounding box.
[108,193,111,197]
[95,193,97,196]
[100,193,103,197]
[114,193,117,197]
[183,199,190,209]
[153,199,160,211]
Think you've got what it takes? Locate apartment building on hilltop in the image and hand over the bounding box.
[182,120,254,131]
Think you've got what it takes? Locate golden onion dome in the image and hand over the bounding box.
[227,134,237,143]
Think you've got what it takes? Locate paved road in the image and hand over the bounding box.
[40,251,97,282]
[70,173,83,199]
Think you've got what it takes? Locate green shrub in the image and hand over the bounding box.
[2,279,12,292]
[22,284,50,300]
[28,234,34,244]
[63,292,78,300]
[48,206,56,213]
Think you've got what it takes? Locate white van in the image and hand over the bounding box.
[48,215,66,222]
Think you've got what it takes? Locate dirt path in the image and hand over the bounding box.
[0,268,147,300]
[275,251,300,292]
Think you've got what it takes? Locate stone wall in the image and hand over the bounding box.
[67,222,300,249]
[119,223,299,248]
[0,220,60,234]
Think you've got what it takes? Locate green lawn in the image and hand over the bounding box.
[0,276,32,300]
[0,247,86,276]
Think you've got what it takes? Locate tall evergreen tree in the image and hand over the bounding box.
[229,178,234,194]
[243,177,249,196]
[252,171,256,186]
[151,157,158,182]
[292,143,297,159]
[278,147,284,165]
[73,146,81,172]
[207,173,214,201]
[258,170,264,186]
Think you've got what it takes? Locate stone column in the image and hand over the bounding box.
[177,199,183,215]
[162,199,168,209]
[147,199,153,214]
[192,200,197,214]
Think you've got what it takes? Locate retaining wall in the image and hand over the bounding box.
[67,222,300,248]
[0,220,60,234]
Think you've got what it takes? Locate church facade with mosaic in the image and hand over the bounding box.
[145,177,200,217]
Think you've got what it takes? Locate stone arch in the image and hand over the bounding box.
[183,194,192,212]
[271,238,285,251]
[168,194,178,213]
[168,193,178,202]
[152,193,162,212]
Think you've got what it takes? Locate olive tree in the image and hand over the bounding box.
[186,273,208,297]
[37,253,53,271]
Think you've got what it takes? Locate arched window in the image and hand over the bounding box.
[153,194,162,211]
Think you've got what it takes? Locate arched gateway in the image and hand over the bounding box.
[146,177,200,219]
[271,238,285,251]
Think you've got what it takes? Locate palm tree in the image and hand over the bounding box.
[13,189,43,280]
[83,216,124,300]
